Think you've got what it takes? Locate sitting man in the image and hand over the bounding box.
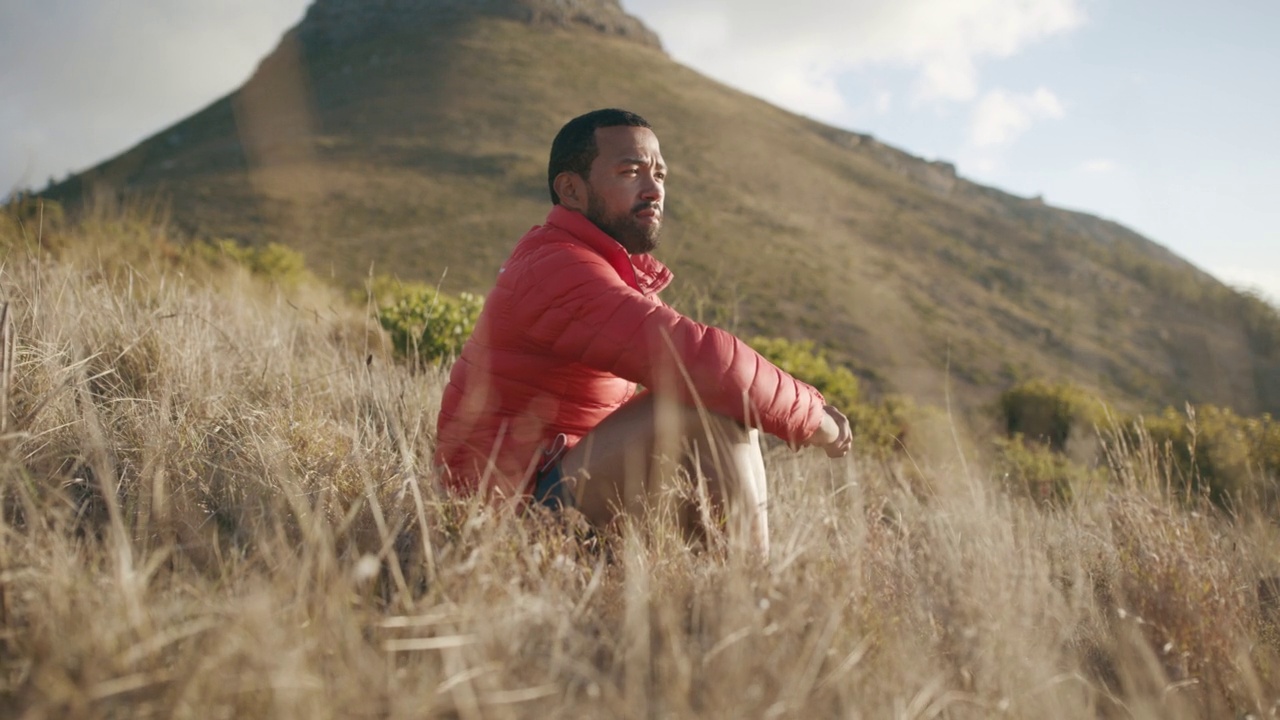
[434,108,851,556]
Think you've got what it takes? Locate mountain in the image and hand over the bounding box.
[43,0,1280,417]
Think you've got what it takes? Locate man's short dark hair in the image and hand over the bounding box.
[548,109,652,205]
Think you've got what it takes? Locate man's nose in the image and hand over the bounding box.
[640,174,663,202]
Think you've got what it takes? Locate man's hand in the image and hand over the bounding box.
[807,404,852,458]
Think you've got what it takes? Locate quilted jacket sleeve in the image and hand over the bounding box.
[516,243,827,445]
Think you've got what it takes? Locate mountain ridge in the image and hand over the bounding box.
[296,0,662,50]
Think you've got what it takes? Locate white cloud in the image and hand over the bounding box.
[624,0,1085,122]
[969,87,1064,147]
[969,156,1000,175]
[873,90,893,115]
[916,54,980,104]
[1079,158,1118,173]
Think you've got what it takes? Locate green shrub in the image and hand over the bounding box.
[1,196,65,254]
[373,278,482,364]
[185,238,311,287]
[999,379,1106,453]
[993,434,1098,505]
[1,195,65,236]
[1141,404,1280,510]
[846,394,915,457]
[747,336,860,411]
[748,336,912,455]
[241,243,309,284]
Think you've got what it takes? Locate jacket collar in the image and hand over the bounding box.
[545,205,673,296]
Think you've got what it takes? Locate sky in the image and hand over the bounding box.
[2,0,1277,303]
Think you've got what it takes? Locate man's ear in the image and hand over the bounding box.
[554,172,589,212]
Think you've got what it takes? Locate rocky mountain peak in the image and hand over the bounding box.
[297,0,663,50]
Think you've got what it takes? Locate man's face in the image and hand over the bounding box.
[581,125,666,254]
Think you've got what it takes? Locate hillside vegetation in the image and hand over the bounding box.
[2,201,1279,717]
[39,0,1280,422]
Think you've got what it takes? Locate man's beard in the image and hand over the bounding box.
[585,190,661,255]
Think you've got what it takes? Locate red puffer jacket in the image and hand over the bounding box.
[433,206,827,502]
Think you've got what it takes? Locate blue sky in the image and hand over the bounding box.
[3,0,1276,302]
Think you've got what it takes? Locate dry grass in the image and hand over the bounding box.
[0,213,1278,718]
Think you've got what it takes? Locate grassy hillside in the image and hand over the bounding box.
[3,201,1280,717]
[42,2,1280,423]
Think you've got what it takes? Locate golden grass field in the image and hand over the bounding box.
[1,208,1279,718]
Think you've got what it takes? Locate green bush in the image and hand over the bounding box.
[2,195,65,234]
[373,277,482,364]
[186,238,310,287]
[993,434,1098,505]
[1,196,65,250]
[1141,404,1280,510]
[846,394,915,457]
[748,336,912,455]
[999,379,1106,453]
[747,336,860,411]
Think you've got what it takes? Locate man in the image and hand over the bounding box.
[434,109,851,555]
